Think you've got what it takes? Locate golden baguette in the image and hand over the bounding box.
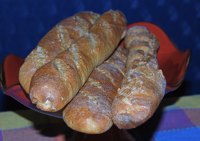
[112,26,166,129]
[63,47,127,134]
[30,10,127,112]
[19,11,100,93]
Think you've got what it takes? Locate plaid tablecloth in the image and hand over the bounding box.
[154,95,200,141]
[0,95,200,141]
[135,95,200,141]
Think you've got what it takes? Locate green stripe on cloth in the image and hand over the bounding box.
[161,95,200,110]
[0,111,33,130]
[174,95,200,108]
[0,110,63,130]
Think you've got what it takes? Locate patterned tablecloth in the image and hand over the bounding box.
[138,95,200,141]
[0,95,199,141]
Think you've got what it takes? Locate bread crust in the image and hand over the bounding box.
[63,47,127,134]
[29,10,127,112]
[19,11,100,93]
[112,26,166,129]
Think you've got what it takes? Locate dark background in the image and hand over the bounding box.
[0,0,200,110]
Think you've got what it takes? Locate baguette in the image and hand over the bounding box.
[63,47,127,134]
[19,11,100,93]
[112,26,166,129]
[30,10,127,112]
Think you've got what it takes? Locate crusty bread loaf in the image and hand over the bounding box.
[19,11,100,93]
[29,10,127,112]
[63,47,127,134]
[112,26,166,129]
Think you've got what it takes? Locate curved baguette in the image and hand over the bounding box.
[63,47,127,134]
[19,11,100,93]
[112,26,166,129]
[30,10,127,112]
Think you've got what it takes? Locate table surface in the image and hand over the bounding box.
[1,95,200,141]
